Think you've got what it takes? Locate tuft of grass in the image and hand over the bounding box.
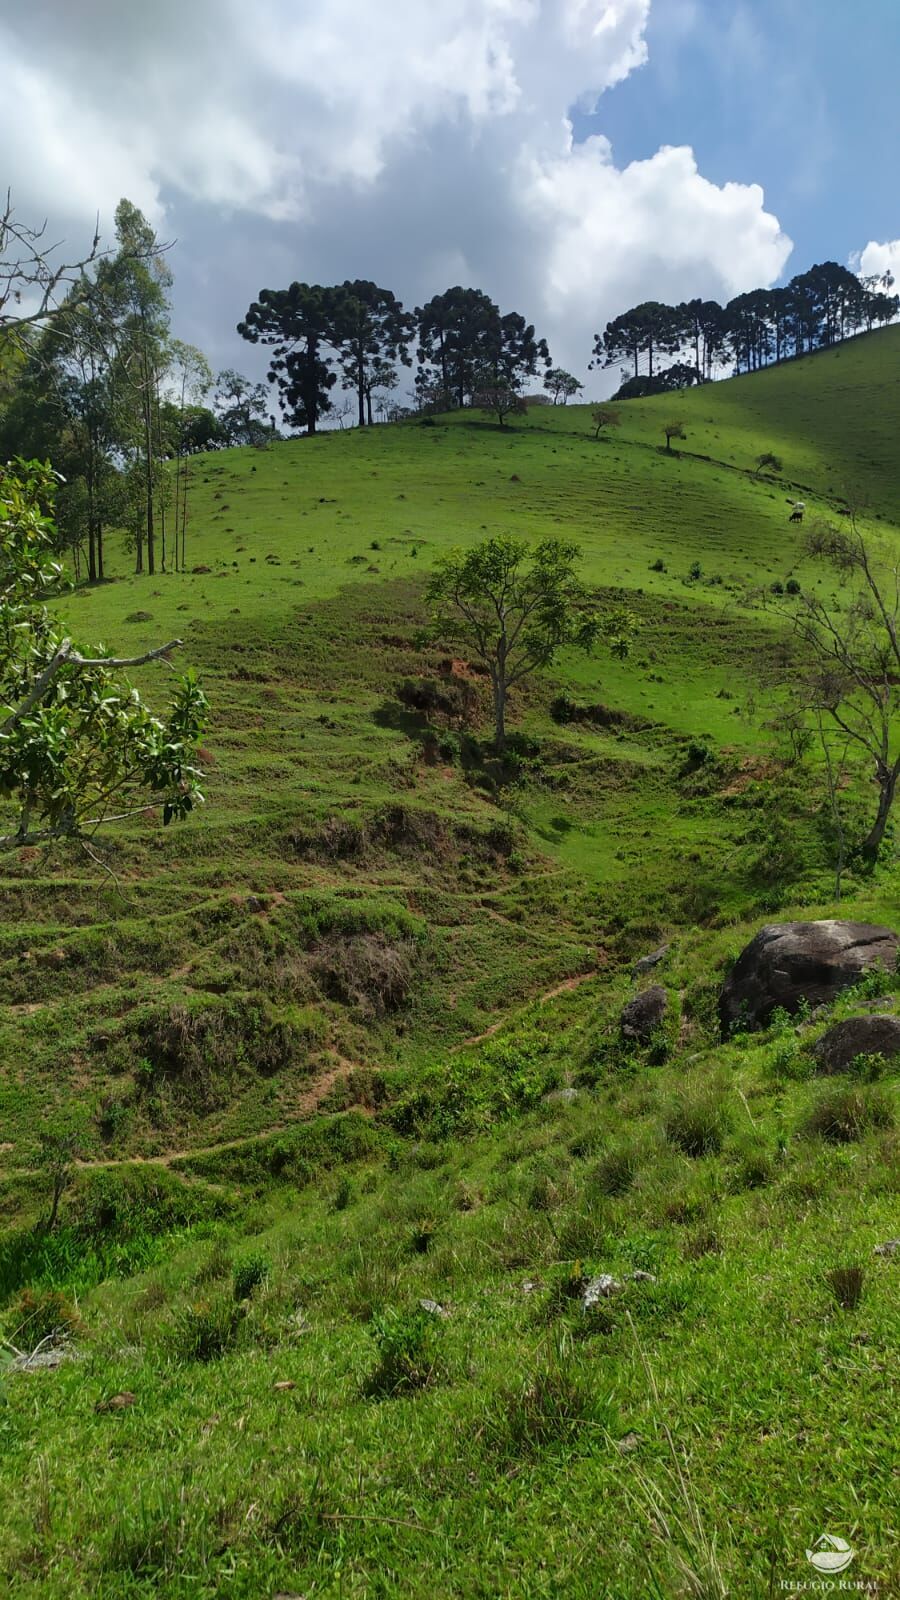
[482,1331,615,1459]
[5,1285,82,1346]
[826,1264,865,1310]
[802,1083,895,1143]
[167,1296,245,1362]
[663,1085,731,1158]
[232,1253,270,1301]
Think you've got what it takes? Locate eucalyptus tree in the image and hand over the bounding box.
[99,200,173,574]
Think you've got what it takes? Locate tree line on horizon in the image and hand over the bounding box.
[597,260,898,397]
[237,257,899,431]
[2,186,900,581]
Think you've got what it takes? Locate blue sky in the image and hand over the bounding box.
[574,0,900,281]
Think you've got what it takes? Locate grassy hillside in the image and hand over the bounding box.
[0,331,898,1597]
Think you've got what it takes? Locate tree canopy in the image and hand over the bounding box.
[426,536,634,749]
[0,460,207,851]
[594,262,898,394]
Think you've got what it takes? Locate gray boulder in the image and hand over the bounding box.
[633,944,670,976]
[719,921,899,1034]
[621,984,668,1044]
[811,1014,900,1074]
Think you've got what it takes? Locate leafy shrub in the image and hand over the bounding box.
[6,1286,82,1346]
[663,1087,730,1157]
[232,1254,270,1301]
[650,558,666,572]
[802,1084,895,1143]
[362,1306,443,1398]
[688,560,702,580]
[786,578,801,595]
[168,1297,245,1362]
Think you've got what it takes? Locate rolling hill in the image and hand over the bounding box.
[0,329,898,1598]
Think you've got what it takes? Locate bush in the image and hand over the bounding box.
[362,1306,443,1398]
[232,1254,270,1301]
[786,578,801,595]
[168,1297,245,1362]
[312,933,419,1017]
[663,1087,730,1157]
[802,1084,894,1143]
[6,1286,82,1346]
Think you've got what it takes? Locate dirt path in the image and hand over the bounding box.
[3,968,604,1181]
[457,967,601,1049]
[2,1058,358,1182]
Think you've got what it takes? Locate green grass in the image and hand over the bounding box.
[0,329,898,1596]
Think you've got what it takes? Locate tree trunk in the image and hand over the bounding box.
[357,353,366,427]
[492,661,507,750]
[86,457,97,584]
[47,1172,65,1231]
[366,389,374,427]
[860,770,898,861]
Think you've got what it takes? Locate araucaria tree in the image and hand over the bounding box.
[426,536,634,749]
[416,289,550,411]
[774,516,900,861]
[333,281,414,427]
[0,460,207,850]
[238,283,339,435]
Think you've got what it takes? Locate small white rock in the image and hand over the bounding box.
[419,1298,450,1318]
[582,1274,624,1310]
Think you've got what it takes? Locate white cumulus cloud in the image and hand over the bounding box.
[850,239,900,283]
[0,0,793,385]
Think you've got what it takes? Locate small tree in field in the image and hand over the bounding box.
[37,1112,89,1230]
[592,406,620,438]
[0,460,207,851]
[473,378,527,428]
[426,536,634,749]
[663,420,686,453]
[767,513,900,862]
[544,368,583,405]
[755,451,783,478]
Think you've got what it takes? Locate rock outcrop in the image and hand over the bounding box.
[811,1014,900,1074]
[719,920,899,1034]
[621,984,668,1044]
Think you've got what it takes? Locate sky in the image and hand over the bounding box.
[1,0,898,404]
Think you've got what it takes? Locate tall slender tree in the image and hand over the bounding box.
[100,201,173,574]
